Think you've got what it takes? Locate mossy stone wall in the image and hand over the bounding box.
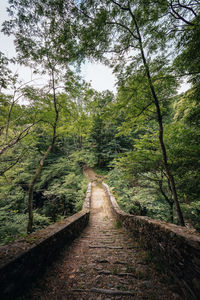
[103,183,200,300]
[0,183,92,300]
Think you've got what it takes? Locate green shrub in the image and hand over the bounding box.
[0,207,51,244]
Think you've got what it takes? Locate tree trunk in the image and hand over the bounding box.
[27,69,58,233]
[131,12,185,226]
[169,201,174,223]
[27,144,53,233]
[143,54,184,225]
[159,179,174,223]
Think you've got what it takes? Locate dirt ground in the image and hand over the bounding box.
[24,168,182,299]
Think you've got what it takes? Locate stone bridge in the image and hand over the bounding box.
[0,170,200,299]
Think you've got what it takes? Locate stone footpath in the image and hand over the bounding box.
[25,181,181,300]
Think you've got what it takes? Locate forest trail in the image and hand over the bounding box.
[26,169,181,300]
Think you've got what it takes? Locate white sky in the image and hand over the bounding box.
[0,0,116,93]
[0,0,15,58]
[82,62,116,93]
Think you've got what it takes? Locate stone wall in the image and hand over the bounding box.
[0,183,92,300]
[103,182,200,300]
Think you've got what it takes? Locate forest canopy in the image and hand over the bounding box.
[0,0,200,243]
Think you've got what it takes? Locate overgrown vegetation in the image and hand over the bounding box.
[0,0,200,243]
[0,135,89,243]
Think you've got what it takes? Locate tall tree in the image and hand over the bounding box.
[3,0,80,232]
[76,0,187,225]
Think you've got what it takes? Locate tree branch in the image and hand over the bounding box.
[110,0,129,11]
[177,0,197,16]
[133,101,154,119]
[159,179,173,205]
[0,122,39,155]
[0,149,27,176]
[169,1,195,25]
[106,21,139,40]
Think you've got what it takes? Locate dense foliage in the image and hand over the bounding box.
[0,0,200,243]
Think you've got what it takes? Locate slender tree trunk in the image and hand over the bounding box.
[159,177,174,223]
[27,144,54,233]
[169,201,174,223]
[27,69,59,233]
[131,12,185,226]
[143,56,184,225]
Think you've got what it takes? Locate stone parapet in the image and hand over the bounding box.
[0,182,92,300]
[102,182,200,300]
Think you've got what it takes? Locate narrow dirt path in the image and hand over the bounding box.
[26,169,181,299]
